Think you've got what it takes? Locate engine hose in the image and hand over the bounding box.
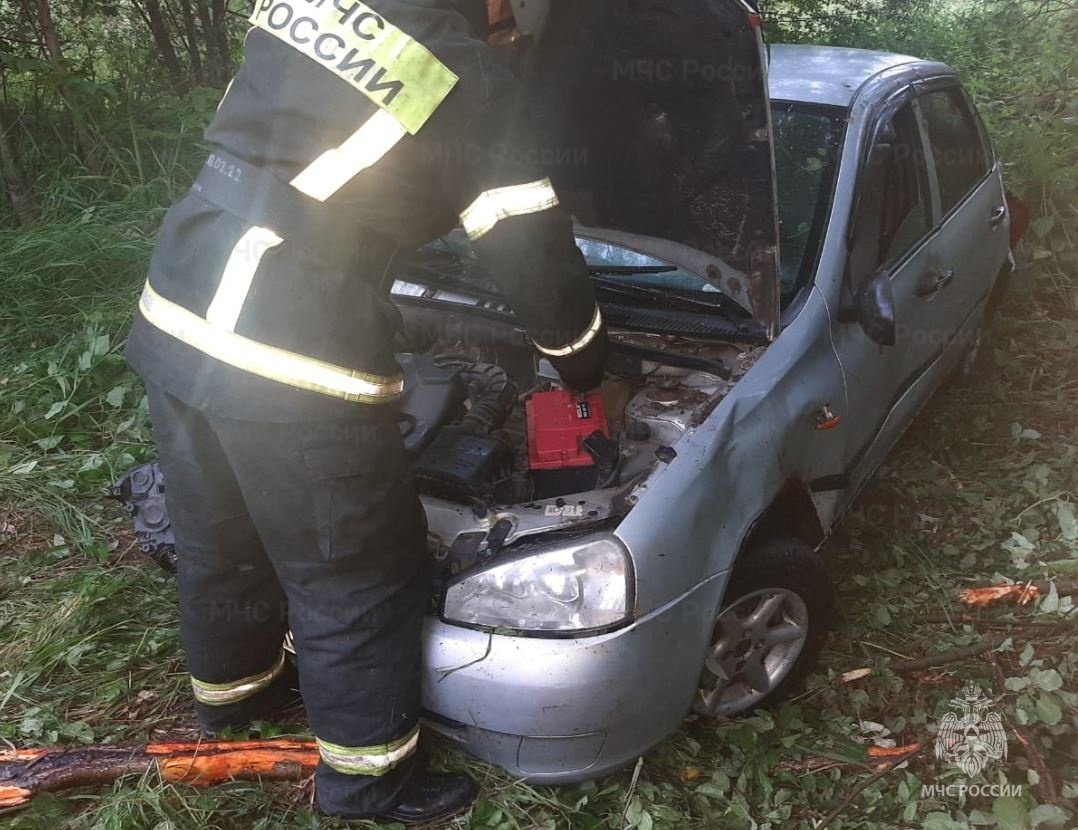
[434,358,517,434]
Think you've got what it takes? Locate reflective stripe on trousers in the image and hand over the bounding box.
[317,725,420,776]
[191,649,288,706]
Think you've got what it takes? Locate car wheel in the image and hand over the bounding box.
[694,538,834,718]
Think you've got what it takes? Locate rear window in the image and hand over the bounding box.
[919,88,991,215]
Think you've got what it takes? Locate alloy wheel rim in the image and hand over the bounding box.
[694,588,810,717]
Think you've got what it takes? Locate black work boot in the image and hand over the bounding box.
[373,772,479,825]
[320,770,479,825]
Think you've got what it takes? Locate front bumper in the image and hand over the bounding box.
[420,574,726,782]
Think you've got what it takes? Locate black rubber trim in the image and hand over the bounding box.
[809,475,849,493]
[602,302,768,344]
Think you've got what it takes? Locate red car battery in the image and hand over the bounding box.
[526,389,609,470]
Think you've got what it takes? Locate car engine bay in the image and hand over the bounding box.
[113,308,765,579]
[385,307,766,578]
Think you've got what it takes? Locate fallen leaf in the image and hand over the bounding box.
[868,743,922,759]
[840,667,873,683]
[1054,502,1077,541]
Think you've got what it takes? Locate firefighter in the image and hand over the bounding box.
[124,0,605,822]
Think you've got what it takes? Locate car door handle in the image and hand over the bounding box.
[916,268,955,297]
[989,205,1007,228]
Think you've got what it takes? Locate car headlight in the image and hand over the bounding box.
[442,536,633,634]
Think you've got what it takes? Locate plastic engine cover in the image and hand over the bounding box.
[526,390,609,470]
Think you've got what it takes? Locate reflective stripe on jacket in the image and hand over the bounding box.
[127,0,607,415]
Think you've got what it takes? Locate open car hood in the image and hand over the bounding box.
[525,0,781,337]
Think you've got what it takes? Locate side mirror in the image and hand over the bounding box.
[856,270,897,346]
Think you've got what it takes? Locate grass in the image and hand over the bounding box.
[1,133,1076,830]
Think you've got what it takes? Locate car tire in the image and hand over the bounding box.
[694,538,834,718]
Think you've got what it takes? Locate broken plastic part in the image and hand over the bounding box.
[110,462,176,572]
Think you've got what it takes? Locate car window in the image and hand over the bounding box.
[772,105,844,298]
[919,88,991,215]
[877,104,932,268]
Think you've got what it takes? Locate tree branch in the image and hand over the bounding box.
[815,743,929,830]
[987,654,1059,805]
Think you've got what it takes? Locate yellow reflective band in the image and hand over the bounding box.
[316,726,420,777]
[459,178,560,241]
[290,110,408,203]
[216,76,236,113]
[205,226,283,330]
[139,282,405,404]
[535,304,604,358]
[191,650,287,707]
[204,110,406,331]
[249,0,457,135]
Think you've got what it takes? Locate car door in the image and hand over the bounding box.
[832,95,947,487]
[914,83,1009,353]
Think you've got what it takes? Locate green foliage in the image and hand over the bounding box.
[0,1,1075,828]
[0,180,158,538]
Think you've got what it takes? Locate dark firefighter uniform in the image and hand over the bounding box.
[124,0,608,817]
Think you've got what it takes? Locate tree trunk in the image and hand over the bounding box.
[32,0,62,59]
[174,0,205,85]
[1,740,319,809]
[210,0,231,84]
[195,0,220,84]
[133,0,186,87]
[0,109,36,226]
[29,0,102,172]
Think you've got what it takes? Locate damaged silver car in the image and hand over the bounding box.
[116,1,1018,783]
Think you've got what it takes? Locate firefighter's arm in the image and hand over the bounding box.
[428,83,609,392]
[462,190,608,392]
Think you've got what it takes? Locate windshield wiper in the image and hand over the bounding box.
[591,276,740,316]
[588,265,677,277]
[396,255,743,319]
[610,341,733,380]
[393,259,507,307]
